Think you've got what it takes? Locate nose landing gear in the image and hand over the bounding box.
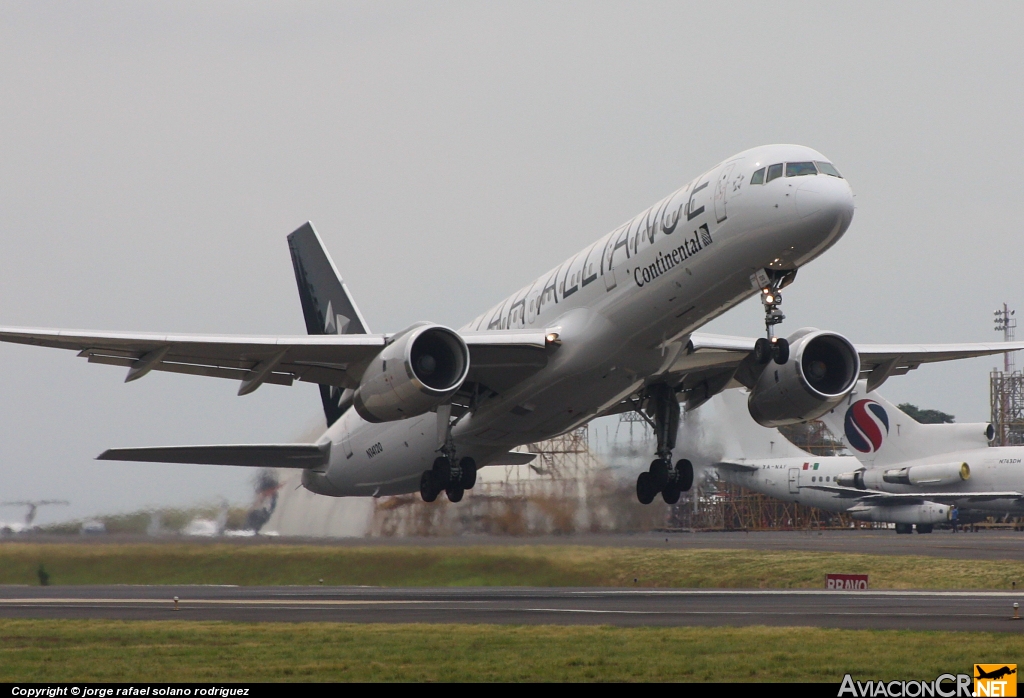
[753,270,795,366]
[635,384,695,505]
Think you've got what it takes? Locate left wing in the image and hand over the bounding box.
[685,333,1024,383]
[631,332,1024,412]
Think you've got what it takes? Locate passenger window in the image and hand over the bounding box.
[765,163,783,182]
[815,161,843,178]
[750,168,765,185]
[785,162,817,177]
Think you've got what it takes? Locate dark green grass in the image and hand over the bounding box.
[1,620,1020,682]
[2,542,1023,589]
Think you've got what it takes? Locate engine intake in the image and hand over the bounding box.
[353,323,470,423]
[747,328,860,427]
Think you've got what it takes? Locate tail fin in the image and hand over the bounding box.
[287,222,370,427]
[679,388,809,464]
[818,380,993,467]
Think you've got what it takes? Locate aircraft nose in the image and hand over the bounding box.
[794,174,854,221]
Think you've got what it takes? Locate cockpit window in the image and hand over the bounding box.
[765,163,783,183]
[750,168,765,185]
[815,161,843,178]
[785,162,817,177]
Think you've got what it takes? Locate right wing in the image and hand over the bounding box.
[0,326,556,399]
[0,326,387,394]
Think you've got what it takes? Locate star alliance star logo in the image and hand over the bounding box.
[323,301,350,335]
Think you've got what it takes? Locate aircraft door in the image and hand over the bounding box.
[788,468,799,494]
[713,164,735,223]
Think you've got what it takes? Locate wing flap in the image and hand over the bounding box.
[97,443,330,469]
[462,330,553,393]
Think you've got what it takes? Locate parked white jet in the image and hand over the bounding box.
[697,389,984,532]
[3,145,1023,505]
[810,383,1024,529]
[701,384,1024,533]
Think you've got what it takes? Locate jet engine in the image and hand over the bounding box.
[746,329,860,427]
[838,463,970,490]
[353,323,470,423]
[881,462,970,487]
[848,502,952,525]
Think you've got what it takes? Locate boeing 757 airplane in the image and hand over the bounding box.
[3,145,1022,505]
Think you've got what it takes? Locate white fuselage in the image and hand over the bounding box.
[717,456,863,509]
[716,449,1024,517]
[856,448,1024,515]
[312,145,855,496]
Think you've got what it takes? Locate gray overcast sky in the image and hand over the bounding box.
[2,1,1022,524]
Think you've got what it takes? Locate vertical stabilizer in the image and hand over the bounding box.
[818,381,993,467]
[287,222,371,427]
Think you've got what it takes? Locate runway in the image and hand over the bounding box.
[2,585,1023,631]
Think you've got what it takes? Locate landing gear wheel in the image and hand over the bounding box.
[636,472,656,505]
[459,457,477,489]
[895,523,913,534]
[772,337,790,365]
[419,471,439,503]
[662,484,681,504]
[432,456,451,487]
[446,485,464,503]
[676,459,694,492]
[754,337,772,365]
[649,459,670,489]
[916,524,933,534]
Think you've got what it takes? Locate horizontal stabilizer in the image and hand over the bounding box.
[713,460,760,472]
[97,443,330,469]
[485,451,537,466]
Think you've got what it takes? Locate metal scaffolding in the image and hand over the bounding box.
[369,426,598,536]
[991,304,1024,445]
[668,481,872,531]
[370,413,874,536]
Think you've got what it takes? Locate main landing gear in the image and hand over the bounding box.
[419,455,476,503]
[420,404,477,503]
[752,271,792,366]
[635,384,694,505]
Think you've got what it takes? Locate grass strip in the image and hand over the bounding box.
[2,619,1022,682]
[1,542,1023,589]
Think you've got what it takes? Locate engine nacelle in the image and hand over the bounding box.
[353,323,470,423]
[848,502,952,525]
[836,469,866,489]
[881,462,970,487]
[747,328,860,427]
